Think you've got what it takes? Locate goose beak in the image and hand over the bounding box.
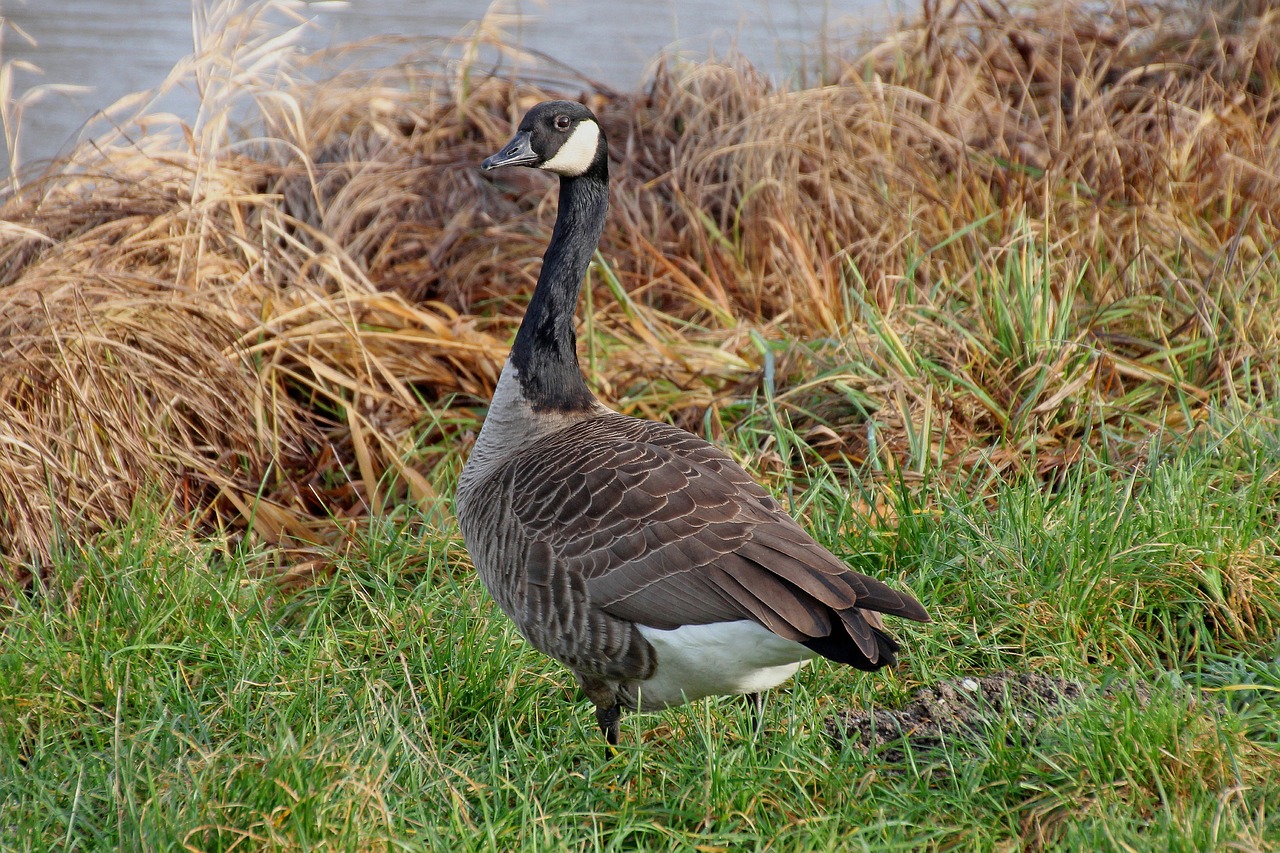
[482,131,538,170]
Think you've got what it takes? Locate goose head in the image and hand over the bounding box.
[482,100,605,178]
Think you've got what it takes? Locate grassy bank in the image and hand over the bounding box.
[2,0,1279,849]
[2,415,1277,850]
[1,0,1278,574]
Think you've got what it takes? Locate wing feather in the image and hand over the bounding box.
[492,413,928,672]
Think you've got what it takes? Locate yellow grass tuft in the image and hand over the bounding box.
[2,0,1279,585]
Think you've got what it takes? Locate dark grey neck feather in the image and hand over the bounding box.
[510,160,608,412]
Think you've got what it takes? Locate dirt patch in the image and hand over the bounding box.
[826,671,1150,760]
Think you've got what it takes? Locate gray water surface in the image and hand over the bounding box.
[2,0,908,176]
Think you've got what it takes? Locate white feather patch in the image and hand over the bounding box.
[633,620,816,711]
[540,120,601,177]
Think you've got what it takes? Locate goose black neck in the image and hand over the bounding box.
[510,164,608,412]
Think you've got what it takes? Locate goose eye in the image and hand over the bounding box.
[554,114,572,131]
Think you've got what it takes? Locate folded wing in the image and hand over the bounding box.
[506,414,929,670]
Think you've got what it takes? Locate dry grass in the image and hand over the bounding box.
[1,0,1279,585]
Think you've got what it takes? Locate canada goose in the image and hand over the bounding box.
[455,100,930,747]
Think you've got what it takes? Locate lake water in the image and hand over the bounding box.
[2,0,908,177]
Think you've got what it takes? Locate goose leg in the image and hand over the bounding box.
[578,673,623,752]
[595,703,622,749]
[742,692,765,732]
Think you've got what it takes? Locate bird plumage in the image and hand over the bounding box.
[456,100,929,746]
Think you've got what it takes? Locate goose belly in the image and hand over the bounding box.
[631,620,817,711]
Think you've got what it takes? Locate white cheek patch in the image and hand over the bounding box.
[540,120,601,177]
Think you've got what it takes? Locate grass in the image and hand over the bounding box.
[1,0,1279,848]
[2,412,1278,851]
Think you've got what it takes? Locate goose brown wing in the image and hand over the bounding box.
[506,415,929,648]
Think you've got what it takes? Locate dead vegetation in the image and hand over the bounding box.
[824,671,1152,758]
[1,0,1278,586]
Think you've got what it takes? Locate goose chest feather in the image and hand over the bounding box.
[455,100,930,747]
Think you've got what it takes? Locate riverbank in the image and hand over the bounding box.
[1,1,1278,848]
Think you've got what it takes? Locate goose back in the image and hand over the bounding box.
[456,406,927,694]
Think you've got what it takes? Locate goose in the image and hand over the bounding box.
[455,100,930,747]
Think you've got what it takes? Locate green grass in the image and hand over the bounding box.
[3,408,1278,852]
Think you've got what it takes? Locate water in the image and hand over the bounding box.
[1,0,907,176]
